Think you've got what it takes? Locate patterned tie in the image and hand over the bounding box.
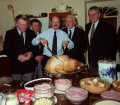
[52,31,57,55]
[21,32,24,43]
[69,30,71,39]
[90,24,95,45]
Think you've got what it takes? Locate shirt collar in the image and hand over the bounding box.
[67,26,75,34]
[93,20,99,29]
[17,27,25,35]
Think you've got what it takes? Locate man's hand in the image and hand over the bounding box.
[62,41,69,49]
[18,54,26,62]
[24,52,33,60]
[39,38,47,45]
[35,55,44,62]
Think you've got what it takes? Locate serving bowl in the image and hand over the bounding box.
[56,4,67,11]
[93,99,120,105]
[34,98,54,105]
[24,78,52,90]
[54,78,72,91]
[34,83,54,99]
[80,78,110,94]
[65,87,88,105]
[112,79,120,92]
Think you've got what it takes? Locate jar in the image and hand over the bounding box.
[98,59,117,83]
[34,83,54,99]
[0,88,19,105]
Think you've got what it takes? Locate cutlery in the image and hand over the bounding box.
[43,44,59,59]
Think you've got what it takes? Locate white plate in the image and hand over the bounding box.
[56,9,70,12]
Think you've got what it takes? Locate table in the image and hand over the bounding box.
[0,72,101,105]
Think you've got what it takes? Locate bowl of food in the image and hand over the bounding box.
[24,78,52,90]
[93,100,120,105]
[65,87,88,105]
[54,78,72,91]
[34,98,54,105]
[80,77,110,94]
[112,79,120,92]
[34,83,54,99]
[101,90,120,101]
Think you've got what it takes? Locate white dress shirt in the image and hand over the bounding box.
[88,20,99,45]
[32,28,74,57]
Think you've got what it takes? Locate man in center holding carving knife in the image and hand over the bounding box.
[32,16,74,74]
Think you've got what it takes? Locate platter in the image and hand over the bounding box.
[44,64,87,78]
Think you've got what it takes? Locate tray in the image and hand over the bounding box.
[44,64,88,78]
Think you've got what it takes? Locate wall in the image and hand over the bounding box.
[0,0,85,38]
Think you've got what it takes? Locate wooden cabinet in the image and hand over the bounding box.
[49,11,72,19]
[0,56,11,77]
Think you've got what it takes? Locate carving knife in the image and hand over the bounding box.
[44,44,59,59]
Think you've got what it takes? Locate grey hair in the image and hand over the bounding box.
[89,6,100,13]
[66,15,76,21]
[15,14,27,22]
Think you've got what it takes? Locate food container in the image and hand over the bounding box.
[80,78,110,94]
[101,90,120,101]
[93,100,120,105]
[34,83,54,99]
[65,87,88,105]
[112,79,120,92]
[98,60,117,83]
[54,78,72,91]
[56,4,67,11]
[34,98,54,105]
[24,78,52,90]
[0,89,19,105]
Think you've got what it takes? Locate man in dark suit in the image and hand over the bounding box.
[30,19,43,78]
[3,14,37,81]
[85,6,116,71]
[63,15,86,63]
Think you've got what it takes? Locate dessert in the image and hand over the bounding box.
[65,87,88,104]
[101,90,120,101]
[55,78,72,91]
[34,83,54,98]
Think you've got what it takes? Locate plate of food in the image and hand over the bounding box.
[80,77,111,94]
[44,55,87,78]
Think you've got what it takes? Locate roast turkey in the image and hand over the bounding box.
[44,55,84,74]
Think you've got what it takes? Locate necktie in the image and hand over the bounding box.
[90,24,95,45]
[52,31,57,55]
[20,32,24,43]
[69,30,71,39]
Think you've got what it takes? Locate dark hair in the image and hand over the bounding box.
[15,14,27,22]
[30,19,41,25]
[89,6,100,13]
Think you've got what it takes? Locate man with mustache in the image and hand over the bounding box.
[32,16,74,73]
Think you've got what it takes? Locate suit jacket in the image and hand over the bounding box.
[34,32,44,67]
[3,28,37,74]
[63,27,86,63]
[85,20,116,68]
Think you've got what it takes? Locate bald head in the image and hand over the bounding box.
[51,16,60,30]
